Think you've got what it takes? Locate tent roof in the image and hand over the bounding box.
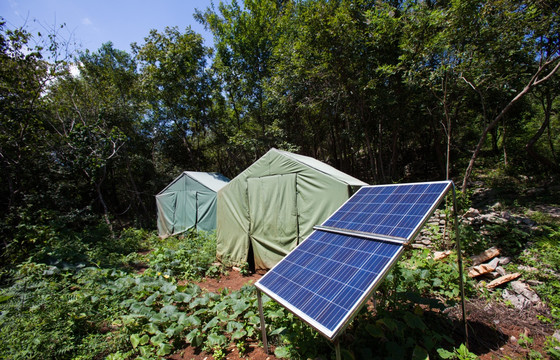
[158,171,230,194]
[274,149,368,186]
[184,171,230,192]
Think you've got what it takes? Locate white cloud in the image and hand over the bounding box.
[81,17,92,25]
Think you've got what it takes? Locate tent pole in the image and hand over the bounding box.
[452,184,468,347]
[257,290,269,354]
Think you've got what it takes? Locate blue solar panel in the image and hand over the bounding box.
[256,181,452,340]
[323,181,451,241]
[257,230,402,338]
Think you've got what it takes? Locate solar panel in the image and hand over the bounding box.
[321,181,451,242]
[255,181,452,340]
[257,231,402,338]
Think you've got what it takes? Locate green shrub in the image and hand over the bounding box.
[142,230,223,280]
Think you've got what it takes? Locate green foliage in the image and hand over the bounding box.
[380,248,474,307]
[2,3,560,358]
[545,336,560,359]
[345,304,455,359]
[518,333,534,349]
[437,344,478,360]
[239,261,250,276]
[0,263,129,359]
[517,223,560,327]
[142,230,223,280]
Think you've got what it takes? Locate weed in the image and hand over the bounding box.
[518,333,534,348]
[239,261,250,276]
[437,344,478,359]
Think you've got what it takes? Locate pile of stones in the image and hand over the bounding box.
[413,206,551,311]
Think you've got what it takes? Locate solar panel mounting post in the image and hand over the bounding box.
[452,184,469,347]
[335,338,341,360]
[257,289,269,354]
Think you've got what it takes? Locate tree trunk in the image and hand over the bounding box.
[95,167,115,239]
[461,57,560,192]
[525,93,560,172]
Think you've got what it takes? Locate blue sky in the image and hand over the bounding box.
[1,0,215,53]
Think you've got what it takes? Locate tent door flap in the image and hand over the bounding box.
[247,174,298,269]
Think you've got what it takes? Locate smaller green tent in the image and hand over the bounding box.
[217,148,368,270]
[156,171,229,237]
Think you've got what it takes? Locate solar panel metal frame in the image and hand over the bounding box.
[255,180,453,341]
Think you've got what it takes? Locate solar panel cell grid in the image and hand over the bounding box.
[322,181,450,241]
[257,230,402,337]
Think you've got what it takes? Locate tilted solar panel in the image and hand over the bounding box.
[322,181,451,242]
[257,231,402,339]
[256,180,452,340]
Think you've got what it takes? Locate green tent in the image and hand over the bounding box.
[156,171,230,237]
[216,148,368,270]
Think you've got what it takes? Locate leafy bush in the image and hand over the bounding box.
[141,230,224,280]
[0,263,128,359]
[379,248,474,308]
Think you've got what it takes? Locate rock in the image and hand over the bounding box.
[480,214,498,222]
[502,281,542,309]
[553,330,560,342]
[471,247,501,266]
[432,250,452,261]
[511,281,540,303]
[521,217,536,226]
[527,279,543,286]
[491,202,503,210]
[488,257,501,269]
[487,273,521,289]
[469,264,496,278]
[497,257,511,265]
[518,265,538,272]
[496,266,507,276]
[485,271,501,280]
[464,208,480,218]
[503,289,529,309]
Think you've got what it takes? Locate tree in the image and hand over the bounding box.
[47,43,153,232]
[133,26,214,172]
[195,0,286,172]
[0,21,50,209]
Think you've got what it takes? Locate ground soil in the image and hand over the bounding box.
[447,298,554,359]
[169,269,556,360]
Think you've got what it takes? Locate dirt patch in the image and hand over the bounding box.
[447,298,554,359]
[195,269,263,293]
[170,342,275,360]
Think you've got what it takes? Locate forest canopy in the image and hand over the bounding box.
[1,0,559,265]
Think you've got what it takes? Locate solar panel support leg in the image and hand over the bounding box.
[335,338,341,360]
[257,290,269,354]
[452,184,469,348]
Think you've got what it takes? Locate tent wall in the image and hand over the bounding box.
[156,172,228,237]
[216,149,366,270]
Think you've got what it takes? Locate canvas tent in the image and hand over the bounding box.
[156,171,230,237]
[216,148,368,270]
